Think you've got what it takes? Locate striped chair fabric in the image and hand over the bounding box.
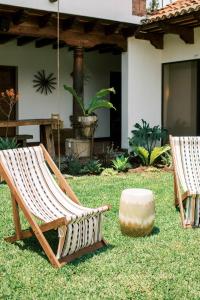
[0,146,109,258]
[171,136,200,227]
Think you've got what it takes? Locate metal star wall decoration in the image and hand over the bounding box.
[33,70,57,95]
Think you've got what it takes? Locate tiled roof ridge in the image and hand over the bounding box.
[144,0,200,24]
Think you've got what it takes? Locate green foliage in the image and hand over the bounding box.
[147,0,159,13]
[80,160,103,175]
[0,137,18,150]
[64,85,116,116]
[161,151,173,167]
[54,154,81,175]
[129,119,168,154]
[112,155,131,172]
[134,145,171,166]
[101,168,118,176]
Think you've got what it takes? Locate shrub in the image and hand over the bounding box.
[0,137,18,150]
[112,155,131,172]
[80,160,103,175]
[129,119,168,153]
[67,159,82,176]
[134,145,170,166]
[129,119,169,166]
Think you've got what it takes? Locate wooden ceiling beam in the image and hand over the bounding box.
[35,38,55,48]
[7,22,127,50]
[0,16,10,32]
[0,34,16,44]
[62,17,76,31]
[38,13,52,28]
[17,36,37,46]
[135,31,163,49]
[104,23,121,35]
[83,20,97,33]
[52,40,67,49]
[121,26,136,38]
[179,28,194,44]
[12,9,26,25]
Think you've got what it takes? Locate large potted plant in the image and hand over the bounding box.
[64,85,116,138]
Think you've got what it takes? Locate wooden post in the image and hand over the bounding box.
[40,124,55,158]
[72,46,84,138]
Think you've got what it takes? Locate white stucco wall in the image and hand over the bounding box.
[121,37,162,148]
[0,0,142,24]
[0,41,120,141]
[162,28,200,63]
[122,27,200,148]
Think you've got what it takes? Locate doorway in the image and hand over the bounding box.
[0,66,17,137]
[162,60,198,136]
[110,71,121,147]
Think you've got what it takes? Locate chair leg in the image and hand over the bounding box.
[11,193,22,240]
[56,225,67,259]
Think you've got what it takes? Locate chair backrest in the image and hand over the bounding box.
[0,146,85,223]
[170,136,200,194]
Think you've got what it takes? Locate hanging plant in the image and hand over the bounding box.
[33,70,56,95]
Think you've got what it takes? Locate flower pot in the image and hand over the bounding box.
[78,115,98,138]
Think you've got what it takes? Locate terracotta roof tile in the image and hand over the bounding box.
[144,0,200,23]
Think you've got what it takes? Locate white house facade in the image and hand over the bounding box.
[0,0,198,150]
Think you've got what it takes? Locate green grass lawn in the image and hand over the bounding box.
[1,171,200,299]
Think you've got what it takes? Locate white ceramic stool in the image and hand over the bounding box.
[119,188,155,237]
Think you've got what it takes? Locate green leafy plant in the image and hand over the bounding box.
[112,155,131,172]
[0,137,18,150]
[81,160,103,175]
[101,168,118,176]
[129,119,168,154]
[160,151,173,168]
[64,85,116,116]
[67,158,82,176]
[134,145,170,166]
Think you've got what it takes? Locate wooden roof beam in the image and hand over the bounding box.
[104,23,121,35]
[83,20,97,33]
[52,40,67,49]
[17,36,37,46]
[62,17,76,31]
[121,26,136,38]
[35,38,55,48]
[135,32,163,49]
[38,13,52,28]
[0,16,10,32]
[12,9,26,25]
[158,22,194,44]
[7,22,127,50]
[0,34,16,44]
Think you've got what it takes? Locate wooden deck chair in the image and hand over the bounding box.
[0,145,110,268]
[170,135,200,228]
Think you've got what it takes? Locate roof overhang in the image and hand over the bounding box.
[0,4,140,53]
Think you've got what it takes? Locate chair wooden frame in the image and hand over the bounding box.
[1,144,109,268]
[169,135,193,228]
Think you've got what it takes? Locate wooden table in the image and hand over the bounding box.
[0,119,60,158]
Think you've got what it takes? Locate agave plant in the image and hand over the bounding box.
[64,85,116,116]
[134,145,170,166]
[112,155,131,172]
[0,137,19,150]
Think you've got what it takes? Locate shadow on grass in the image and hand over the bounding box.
[151,226,160,236]
[13,230,114,265]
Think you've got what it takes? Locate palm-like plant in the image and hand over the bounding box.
[134,145,170,166]
[64,85,116,116]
